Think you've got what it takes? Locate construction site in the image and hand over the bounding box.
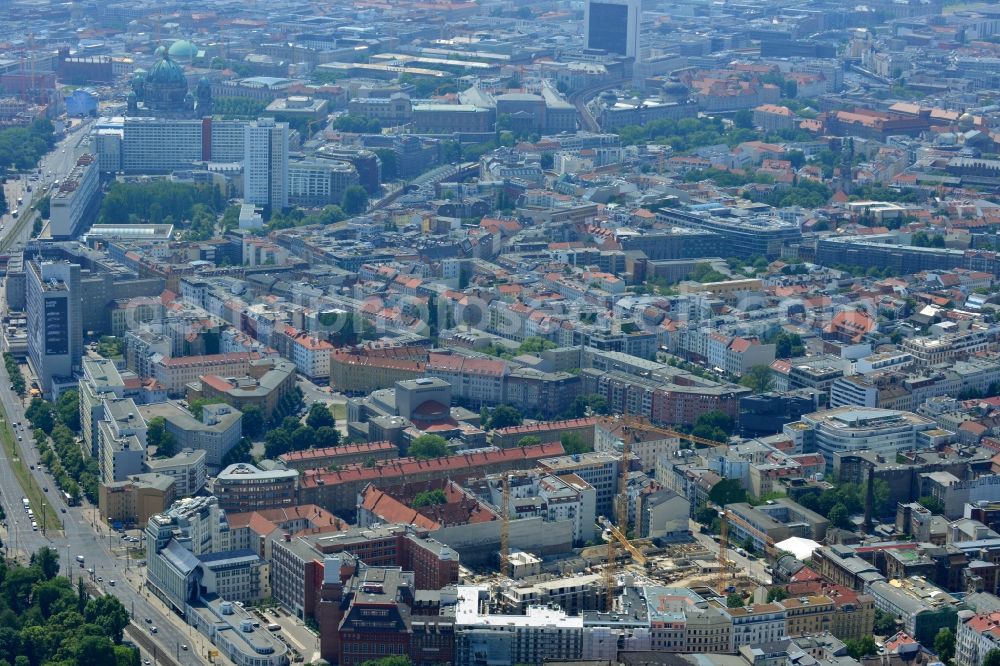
[464,416,764,615]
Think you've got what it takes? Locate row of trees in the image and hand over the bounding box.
[332,114,382,134]
[746,178,832,209]
[26,391,92,504]
[263,402,341,459]
[211,97,268,120]
[0,548,136,666]
[98,181,225,227]
[4,353,24,395]
[0,119,57,174]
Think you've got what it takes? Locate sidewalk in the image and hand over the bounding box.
[121,569,233,666]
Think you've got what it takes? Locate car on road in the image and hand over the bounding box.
[42,487,47,492]
[29,464,33,469]
[145,617,152,623]
[149,626,157,634]
[87,568,94,574]
[143,660,150,665]
[181,645,188,651]
[97,576,102,582]
[108,580,115,586]
[60,507,66,513]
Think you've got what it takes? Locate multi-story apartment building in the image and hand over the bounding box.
[187,357,297,422]
[780,595,834,637]
[145,496,264,613]
[79,357,126,456]
[902,328,993,366]
[98,397,148,484]
[270,524,459,620]
[957,610,1000,666]
[454,585,584,666]
[26,260,83,397]
[151,351,261,395]
[244,118,289,209]
[538,451,620,519]
[299,442,564,516]
[138,401,242,470]
[48,154,101,239]
[785,407,937,470]
[209,462,298,512]
[287,158,359,208]
[718,600,786,652]
[330,351,425,393]
[143,448,207,497]
[866,577,964,645]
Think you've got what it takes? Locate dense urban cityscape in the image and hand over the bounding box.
[4,0,1000,665]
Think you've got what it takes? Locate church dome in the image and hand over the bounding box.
[147,52,187,88]
[168,39,198,61]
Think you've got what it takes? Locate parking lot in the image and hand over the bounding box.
[251,606,319,664]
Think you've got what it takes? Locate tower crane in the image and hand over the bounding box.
[500,473,511,578]
[717,508,737,593]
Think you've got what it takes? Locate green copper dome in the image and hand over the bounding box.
[147,51,186,88]
[168,39,198,60]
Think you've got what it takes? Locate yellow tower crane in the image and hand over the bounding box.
[717,508,737,593]
[605,427,632,611]
[500,474,511,578]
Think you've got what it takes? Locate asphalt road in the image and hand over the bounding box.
[0,127,226,666]
[0,119,92,251]
[687,518,772,585]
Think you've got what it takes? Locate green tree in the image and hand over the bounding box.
[845,636,878,660]
[487,405,523,430]
[25,398,55,433]
[767,587,788,602]
[918,495,944,514]
[76,635,117,666]
[726,592,745,608]
[55,389,80,431]
[560,432,591,454]
[828,503,851,529]
[146,416,176,458]
[709,479,747,506]
[290,425,316,451]
[188,398,224,420]
[517,435,542,447]
[517,336,557,354]
[84,595,130,643]
[692,409,733,443]
[359,657,412,666]
[734,109,754,129]
[740,365,775,394]
[306,403,335,430]
[983,648,1000,666]
[564,394,610,418]
[934,627,955,663]
[340,185,369,215]
[241,405,265,439]
[873,608,897,635]
[315,426,341,448]
[411,489,447,508]
[31,547,59,580]
[408,434,449,459]
[222,437,254,467]
[264,429,292,459]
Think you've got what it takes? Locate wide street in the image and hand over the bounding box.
[1,118,92,250]
[0,126,224,666]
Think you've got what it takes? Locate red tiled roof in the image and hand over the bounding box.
[301,442,565,487]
